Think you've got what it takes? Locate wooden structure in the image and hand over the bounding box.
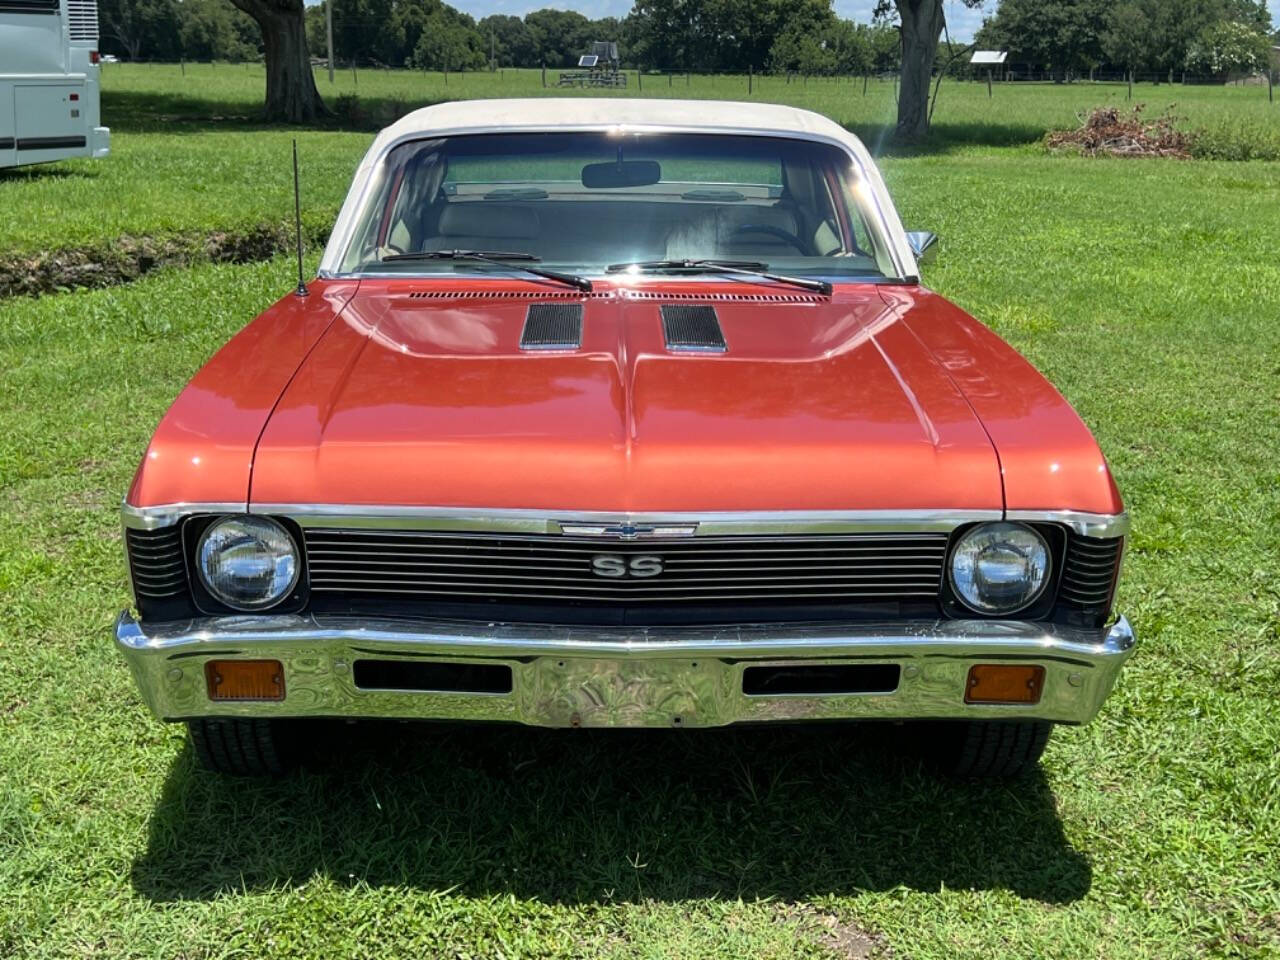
[557,42,626,88]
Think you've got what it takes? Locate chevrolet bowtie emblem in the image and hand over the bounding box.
[559,521,699,539]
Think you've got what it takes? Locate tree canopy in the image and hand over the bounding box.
[975,0,1274,79]
[103,0,904,74]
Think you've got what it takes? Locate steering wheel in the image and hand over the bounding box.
[728,223,807,252]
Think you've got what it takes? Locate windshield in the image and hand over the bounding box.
[339,132,897,280]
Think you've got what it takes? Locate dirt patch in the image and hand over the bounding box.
[1046,105,1192,159]
[0,222,328,299]
[784,905,889,959]
[816,913,886,959]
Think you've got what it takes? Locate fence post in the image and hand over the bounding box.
[180,59,185,76]
[637,70,642,90]
[326,0,334,83]
[987,69,992,98]
[748,64,752,95]
[541,62,546,88]
[863,73,867,96]
[1269,68,1274,103]
[1127,70,1132,100]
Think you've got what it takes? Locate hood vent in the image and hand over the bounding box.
[661,305,727,353]
[520,302,583,350]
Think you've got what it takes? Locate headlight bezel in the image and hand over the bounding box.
[191,515,305,613]
[946,521,1056,618]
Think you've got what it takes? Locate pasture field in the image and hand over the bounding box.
[3,64,1279,263]
[1,67,1279,959]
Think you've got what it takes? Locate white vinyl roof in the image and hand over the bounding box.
[320,98,920,281]
[372,99,861,156]
[970,51,1008,65]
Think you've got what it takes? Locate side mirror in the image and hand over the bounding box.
[906,231,939,266]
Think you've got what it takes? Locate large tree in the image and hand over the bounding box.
[524,8,595,67]
[229,0,326,121]
[877,0,983,141]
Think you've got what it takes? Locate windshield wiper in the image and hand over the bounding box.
[379,249,592,292]
[605,258,832,295]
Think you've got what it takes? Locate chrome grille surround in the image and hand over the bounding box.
[303,528,949,605]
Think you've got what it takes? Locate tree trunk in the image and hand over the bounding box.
[894,0,945,142]
[228,0,326,123]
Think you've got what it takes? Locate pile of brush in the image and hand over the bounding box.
[1046,104,1192,158]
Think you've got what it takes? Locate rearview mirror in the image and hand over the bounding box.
[582,159,661,189]
[906,231,939,266]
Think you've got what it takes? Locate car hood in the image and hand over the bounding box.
[247,279,1004,513]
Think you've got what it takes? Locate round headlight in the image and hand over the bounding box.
[197,516,300,611]
[949,522,1051,615]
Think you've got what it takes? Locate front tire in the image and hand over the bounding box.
[187,718,296,776]
[918,720,1053,779]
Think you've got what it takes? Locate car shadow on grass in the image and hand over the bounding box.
[131,721,1091,905]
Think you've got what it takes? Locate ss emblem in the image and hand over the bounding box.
[591,555,664,578]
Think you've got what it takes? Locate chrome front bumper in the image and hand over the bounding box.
[115,612,1136,728]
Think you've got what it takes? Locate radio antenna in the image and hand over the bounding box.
[292,139,308,297]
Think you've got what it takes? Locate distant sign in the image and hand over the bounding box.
[970,51,1008,65]
[578,55,599,67]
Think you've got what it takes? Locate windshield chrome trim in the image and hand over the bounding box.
[326,269,896,286]
[320,122,916,284]
[256,505,1001,535]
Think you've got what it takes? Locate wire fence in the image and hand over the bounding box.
[101,58,1279,104]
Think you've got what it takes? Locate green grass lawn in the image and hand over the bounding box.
[1,72,1279,959]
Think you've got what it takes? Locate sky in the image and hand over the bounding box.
[444,0,1280,43]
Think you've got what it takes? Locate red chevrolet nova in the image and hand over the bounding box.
[116,99,1134,778]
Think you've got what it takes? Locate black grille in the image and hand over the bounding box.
[125,527,187,600]
[661,305,726,351]
[304,529,948,608]
[1056,534,1122,625]
[520,303,583,349]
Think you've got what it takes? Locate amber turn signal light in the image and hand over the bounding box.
[965,664,1045,705]
[205,660,285,701]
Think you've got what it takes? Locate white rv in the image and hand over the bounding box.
[1,0,109,169]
